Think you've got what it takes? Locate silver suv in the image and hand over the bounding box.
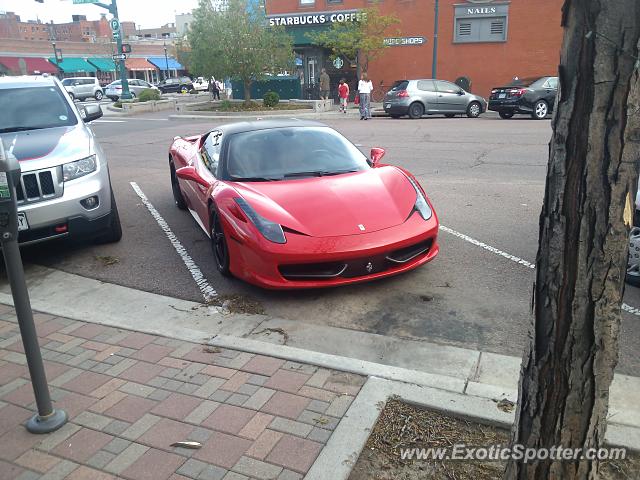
[61,77,104,101]
[383,79,487,119]
[0,75,121,245]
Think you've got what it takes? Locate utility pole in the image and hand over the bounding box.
[93,0,132,99]
[431,0,439,78]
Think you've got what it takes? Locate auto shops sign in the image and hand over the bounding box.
[383,37,427,47]
[268,10,364,27]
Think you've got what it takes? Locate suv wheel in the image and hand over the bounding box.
[408,102,424,119]
[95,90,103,101]
[68,92,75,101]
[532,100,549,120]
[466,101,481,118]
[95,191,123,244]
[499,111,514,119]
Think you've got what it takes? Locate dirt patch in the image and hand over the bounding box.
[210,293,265,315]
[348,399,639,480]
[194,100,312,112]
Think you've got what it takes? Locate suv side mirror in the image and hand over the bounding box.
[80,104,103,123]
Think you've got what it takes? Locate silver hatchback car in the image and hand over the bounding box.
[384,79,487,119]
[61,77,104,101]
[0,75,121,245]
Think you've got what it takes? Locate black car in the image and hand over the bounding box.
[488,76,558,120]
[157,76,194,94]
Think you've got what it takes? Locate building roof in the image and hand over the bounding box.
[48,57,97,73]
[87,57,116,72]
[0,56,58,74]
[147,56,184,70]
[125,57,157,71]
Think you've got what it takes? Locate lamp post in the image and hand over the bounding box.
[432,0,439,78]
[163,41,169,81]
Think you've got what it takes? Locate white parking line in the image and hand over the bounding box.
[439,225,640,317]
[130,182,217,302]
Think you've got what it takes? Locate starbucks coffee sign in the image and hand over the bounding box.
[268,10,364,27]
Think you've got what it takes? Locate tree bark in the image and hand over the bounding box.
[505,2,640,480]
[243,78,252,103]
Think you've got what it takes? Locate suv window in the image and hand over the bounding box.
[417,80,436,92]
[434,80,459,94]
[202,131,222,176]
[61,79,74,86]
[0,85,77,133]
[82,79,95,85]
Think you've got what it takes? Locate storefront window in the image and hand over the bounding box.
[300,0,315,5]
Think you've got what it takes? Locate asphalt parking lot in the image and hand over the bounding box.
[12,111,640,375]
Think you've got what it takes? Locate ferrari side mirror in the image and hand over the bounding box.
[370,147,386,167]
[175,166,210,188]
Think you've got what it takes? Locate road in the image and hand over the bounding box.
[14,111,640,375]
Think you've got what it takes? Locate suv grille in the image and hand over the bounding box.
[16,169,63,204]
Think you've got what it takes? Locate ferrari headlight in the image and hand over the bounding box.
[63,155,97,182]
[408,176,432,221]
[235,198,286,244]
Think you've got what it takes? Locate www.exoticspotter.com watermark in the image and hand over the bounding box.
[399,445,627,463]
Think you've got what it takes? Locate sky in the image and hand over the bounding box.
[0,0,201,30]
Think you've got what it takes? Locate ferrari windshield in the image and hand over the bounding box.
[226,126,370,181]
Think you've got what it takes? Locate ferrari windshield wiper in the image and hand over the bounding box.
[284,169,359,178]
[231,176,281,182]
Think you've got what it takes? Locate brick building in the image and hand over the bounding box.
[265,0,564,99]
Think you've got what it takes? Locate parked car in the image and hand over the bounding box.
[169,119,439,289]
[488,76,558,119]
[626,179,640,287]
[157,76,194,94]
[0,75,122,245]
[192,77,209,92]
[61,76,104,101]
[105,79,160,100]
[383,79,487,119]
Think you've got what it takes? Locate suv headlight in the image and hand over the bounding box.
[235,198,286,244]
[407,176,432,221]
[63,155,97,182]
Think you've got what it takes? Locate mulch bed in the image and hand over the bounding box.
[348,399,639,480]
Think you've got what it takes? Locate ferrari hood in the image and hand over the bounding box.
[233,166,418,238]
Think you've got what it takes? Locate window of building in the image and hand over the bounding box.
[327,0,343,3]
[300,0,315,5]
[454,4,509,44]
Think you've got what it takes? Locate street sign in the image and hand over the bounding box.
[72,0,100,3]
[112,53,127,61]
[109,18,120,32]
[112,30,120,40]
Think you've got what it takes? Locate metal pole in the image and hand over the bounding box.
[0,142,66,434]
[432,0,439,78]
[110,0,132,99]
[164,42,169,81]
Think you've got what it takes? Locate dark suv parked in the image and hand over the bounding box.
[156,76,193,94]
[488,76,558,120]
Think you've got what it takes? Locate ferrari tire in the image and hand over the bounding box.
[170,161,187,210]
[210,207,231,277]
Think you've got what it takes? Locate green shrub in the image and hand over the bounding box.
[263,91,279,108]
[220,100,233,110]
[138,88,161,102]
[113,101,122,108]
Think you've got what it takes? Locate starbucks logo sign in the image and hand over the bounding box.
[333,57,344,69]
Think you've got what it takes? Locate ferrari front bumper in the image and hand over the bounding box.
[225,211,439,289]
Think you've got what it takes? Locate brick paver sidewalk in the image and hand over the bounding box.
[0,304,365,480]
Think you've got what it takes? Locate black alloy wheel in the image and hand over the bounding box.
[211,208,231,276]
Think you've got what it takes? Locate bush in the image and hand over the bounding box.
[263,91,279,108]
[113,101,122,108]
[138,88,161,102]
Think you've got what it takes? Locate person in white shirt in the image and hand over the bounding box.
[357,72,373,120]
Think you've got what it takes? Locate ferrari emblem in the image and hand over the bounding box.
[358,224,366,231]
[366,262,373,273]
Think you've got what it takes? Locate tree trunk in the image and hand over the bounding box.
[243,78,252,103]
[505,2,640,480]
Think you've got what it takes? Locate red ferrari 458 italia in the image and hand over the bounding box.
[169,119,439,289]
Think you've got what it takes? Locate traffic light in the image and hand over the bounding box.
[121,44,131,54]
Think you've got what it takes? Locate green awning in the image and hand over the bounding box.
[286,25,331,46]
[87,57,116,72]
[48,57,97,73]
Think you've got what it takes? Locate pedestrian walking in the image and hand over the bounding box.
[338,78,349,114]
[211,77,220,100]
[319,68,330,100]
[358,72,373,120]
